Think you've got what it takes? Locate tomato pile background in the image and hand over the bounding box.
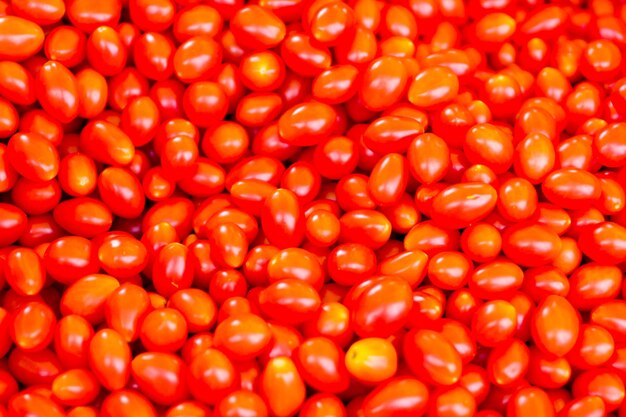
[0,0,626,416]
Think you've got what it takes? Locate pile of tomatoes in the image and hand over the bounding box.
[0,0,626,416]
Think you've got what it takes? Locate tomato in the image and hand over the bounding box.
[409,67,459,109]
[471,300,517,347]
[532,295,580,357]
[345,337,397,384]
[0,16,44,61]
[502,223,562,267]
[259,279,321,325]
[542,169,601,210]
[214,313,271,361]
[215,391,268,417]
[101,390,157,417]
[60,274,120,325]
[0,1,624,414]
[431,183,497,229]
[572,370,625,412]
[52,369,100,407]
[261,357,306,417]
[350,276,413,338]
[468,260,524,300]
[10,301,56,352]
[131,352,188,406]
[167,288,216,333]
[8,133,59,182]
[404,329,462,386]
[5,248,45,296]
[54,315,93,369]
[578,222,626,265]
[188,348,238,404]
[262,189,305,249]
[507,387,555,417]
[8,392,66,417]
[88,329,131,391]
[140,308,188,353]
[464,124,514,173]
[361,377,429,417]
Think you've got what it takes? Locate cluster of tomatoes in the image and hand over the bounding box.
[1,0,626,416]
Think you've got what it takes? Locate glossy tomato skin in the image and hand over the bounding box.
[350,276,413,338]
[188,348,239,405]
[131,352,188,406]
[0,1,625,415]
[403,329,462,386]
[430,182,497,229]
[532,295,581,357]
[295,336,350,392]
[88,329,131,391]
[214,313,271,361]
[261,357,306,417]
[361,377,429,417]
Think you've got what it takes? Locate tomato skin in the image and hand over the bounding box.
[568,264,622,311]
[532,295,580,357]
[52,368,100,407]
[167,288,216,333]
[501,223,562,267]
[60,274,120,325]
[54,315,94,369]
[44,236,98,285]
[88,328,131,391]
[5,248,45,296]
[140,308,188,353]
[403,329,463,386]
[7,132,59,183]
[215,390,268,417]
[214,313,271,361]
[0,16,45,61]
[361,376,429,417]
[278,101,336,147]
[105,283,151,342]
[559,396,605,417]
[430,182,498,229]
[345,337,397,384]
[409,67,459,109]
[350,276,413,338]
[2,1,626,413]
[368,153,408,206]
[53,197,113,238]
[262,188,305,249]
[259,279,321,325]
[36,61,79,124]
[507,387,555,417]
[131,352,189,406]
[379,249,428,288]
[188,348,239,405]
[542,169,602,210]
[572,369,625,413]
[408,133,450,185]
[260,357,306,417]
[7,392,66,417]
[471,300,517,347]
[101,390,158,417]
[364,116,424,155]
[10,301,56,352]
[152,243,193,297]
[468,259,524,300]
[80,120,135,166]
[591,300,626,344]
[577,222,626,265]
[340,210,392,250]
[98,167,145,219]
